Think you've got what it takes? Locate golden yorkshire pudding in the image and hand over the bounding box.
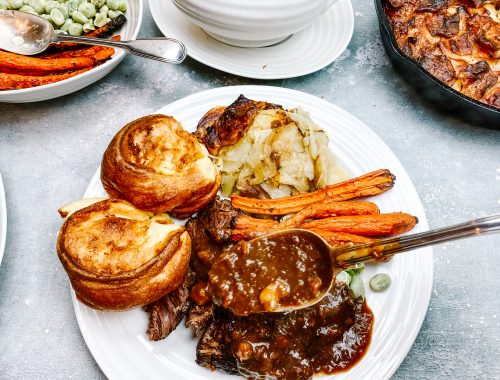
[101,114,221,218]
[57,198,191,311]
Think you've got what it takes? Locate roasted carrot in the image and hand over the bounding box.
[307,229,374,246]
[231,169,395,215]
[277,200,380,229]
[43,45,115,60]
[0,68,94,90]
[300,213,418,237]
[0,51,95,73]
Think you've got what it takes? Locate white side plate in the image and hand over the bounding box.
[0,0,142,103]
[74,85,433,380]
[149,0,354,79]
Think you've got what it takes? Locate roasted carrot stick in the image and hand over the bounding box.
[0,51,95,73]
[231,169,395,215]
[0,67,94,90]
[44,45,115,60]
[300,213,418,237]
[307,229,374,246]
[277,200,380,229]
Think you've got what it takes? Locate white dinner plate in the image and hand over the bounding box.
[148,0,354,79]
[73,86,433,380]
[0,173,6,266]
[0,0,142,103]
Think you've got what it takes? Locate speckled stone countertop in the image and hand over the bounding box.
[0,1,499,379]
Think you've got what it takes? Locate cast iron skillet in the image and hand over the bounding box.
[375,0,500,127]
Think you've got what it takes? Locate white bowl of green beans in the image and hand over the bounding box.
[0,0,142,103]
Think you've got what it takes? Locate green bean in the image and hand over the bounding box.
[67,0,78,16]
[50,8,65,25]
[60,18,73,32]
[108,9,121,19]
[57,2,68,17]
[45,0,60,12]
[118,0,125,11]
[90,0,104,7]
[93,10,107,27]
[28,0,45,13]
[106,0,119,10]
[369,273,392,292]
[78,1,95,18]
[98,4,107,13]
[71,10,88,24]
[82,21,95,32]
[68,21,82,35]
[8,0,24,9]
[19,4,37,14]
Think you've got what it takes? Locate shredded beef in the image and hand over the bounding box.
[144,270,195,341]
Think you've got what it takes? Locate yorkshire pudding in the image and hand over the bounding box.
[57,198,191,310]
[101,114,221,218]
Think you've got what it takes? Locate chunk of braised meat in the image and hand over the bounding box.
[460,61,498,99]
[426,12,460,38]
[419,53,457,84]
[186,303,215,337]
[143,270,195,341]
[194,95,282,155]
[417,0,449,12]
[477,20,500,51]
[484,87,500,108]
[450,32,473,55]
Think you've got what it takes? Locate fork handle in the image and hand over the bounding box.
[52,35,187,64]
[334,213,500,267]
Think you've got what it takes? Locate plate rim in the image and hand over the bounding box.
[0,173,6,267]
[148,0,354,80]
[73,85,434,380]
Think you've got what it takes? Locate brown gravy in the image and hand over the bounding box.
[208,231,333,316]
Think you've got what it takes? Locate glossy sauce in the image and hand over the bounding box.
[208,231,333,316]
[214,283,373,379]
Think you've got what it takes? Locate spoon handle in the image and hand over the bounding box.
[52,35,187,64]
[333,213,500,267]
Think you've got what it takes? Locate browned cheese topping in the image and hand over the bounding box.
[385,0,500,108]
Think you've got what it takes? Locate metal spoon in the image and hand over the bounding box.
[209,213,500,315]
[0,10,186,63]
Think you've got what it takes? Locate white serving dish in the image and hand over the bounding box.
[0,0,142,103]
[0,173,6,267]
[171,0,337,47]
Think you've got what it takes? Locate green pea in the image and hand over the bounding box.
[369,273,392,292]
[335,271,352,286]
[60,18,73,32]
[8,0,24,9]
[71,10,88,24]
[107,9,121,19]
[0,0,8,9]
[93,10,107,27]
[68,22,83,35]
[349,274,365,300]
[98,4,107,13]
[19,4,37,14]
[106,0,119,10]
[78,1,95,18]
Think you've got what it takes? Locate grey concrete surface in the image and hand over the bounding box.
[0,1,499,379]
